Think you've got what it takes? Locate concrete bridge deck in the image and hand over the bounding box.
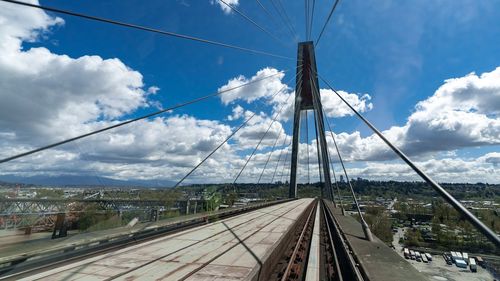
[0,200,290,269]
[18,199,314,281]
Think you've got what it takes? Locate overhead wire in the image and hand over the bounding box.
[232,75,297,184]
[305,0,310,40]
[257,128,284,184]
[176,71,300,187]
[270,135,289,183]
[310,69,342,203]
[313,110,323,185]
[268,0,298,42]
[0,72,284,165]
[323,114,345,211]
[315,0,340,47]
[218,0,289,48]
[279,140,291,183]
[274,0,297,36]
[317,72,500,246]
[323,103,370,237]
[1,0,293,60]
[307,70,335,201]
[308,0,316,40]
[255,0,279,26]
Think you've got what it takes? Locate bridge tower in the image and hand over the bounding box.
[289,41,334,201]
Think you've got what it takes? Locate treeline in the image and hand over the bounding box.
[343,179,500,201]
[401,201,500,255]
[225,180,500,201]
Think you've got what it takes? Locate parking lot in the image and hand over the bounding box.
[407,254,494,281]
[393,228,495,281]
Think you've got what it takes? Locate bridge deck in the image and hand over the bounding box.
[20,199,314,281]
[0,200,289,267]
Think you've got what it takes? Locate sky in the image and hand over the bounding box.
[0,0,499,185]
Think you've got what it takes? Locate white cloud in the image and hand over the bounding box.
[210,0,239,15]
[0,1,150,146]
[321,89,373,118]
[218,68,374,122]
[0,1,239,183]
[325,68,500,161]
[1,1,499,184]
[346,154,500,183]
[227,105,244,121]
[218,67,287,105]
[480,152,500,167]
[234,116,286,150]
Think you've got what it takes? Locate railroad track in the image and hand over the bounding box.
[268,200,317,281]
[321,202,343,281]
[280,201,316,280]
[321,200,364,281]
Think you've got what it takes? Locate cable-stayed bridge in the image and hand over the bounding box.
[0,0,498,280]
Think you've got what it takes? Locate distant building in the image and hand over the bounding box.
[339,175,344,183]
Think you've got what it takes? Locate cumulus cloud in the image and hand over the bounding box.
[0,1,150,146]
[326,68,500,161]
[227,105,244,121]
[346,154,500,183]
[480,152,500,167]
[210,0,239,14]
[1,1,499,184]
[235,118,286,150]
[0,1,239,183]
[218,67,374,122]
[321,89,373,117]
[218,67,287,105]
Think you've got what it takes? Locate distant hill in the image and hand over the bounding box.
[0,174,175,188]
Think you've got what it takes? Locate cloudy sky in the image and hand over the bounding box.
[0,0,498,185]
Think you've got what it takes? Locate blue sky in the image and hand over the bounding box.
[1,0,499,184]
[30,0,499,131]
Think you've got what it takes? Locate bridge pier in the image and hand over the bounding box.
[51,213,67,239]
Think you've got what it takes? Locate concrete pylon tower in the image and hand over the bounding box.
[289,41,334,201]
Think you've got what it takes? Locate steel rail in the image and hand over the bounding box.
[321,202,344,281]
[323,200,364,280]
[280,200,316,281]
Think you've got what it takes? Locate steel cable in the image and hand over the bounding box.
[1,0,293,60]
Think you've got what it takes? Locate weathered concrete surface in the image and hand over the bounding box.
[305,203,320,281]
[0,200,289,267]
[325,201,430,281]
[19,199,314,281]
